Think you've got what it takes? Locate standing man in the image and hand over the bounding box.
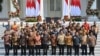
[65,32,73,55]
[28,31,35,55]
[12,32,19,55]
[50,34,57,55]
[19,22,24,29]
[42,31,50,55]
[92,21,99,39]
[82,20,90,34]
[73,32,81,55]
[2,21,11,30]
[20,28,27,55]
[11,21,19,31]
[35,32,41,55]
[3,29,11,55]
[81,32,88,55]
[88,32,96,55]
[57,31,65,55]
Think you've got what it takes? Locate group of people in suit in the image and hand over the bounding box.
[2,20,98,55]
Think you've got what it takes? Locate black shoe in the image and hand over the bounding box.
[85,53,87,55]
[67,53,70,55]
[62,53,64,55]
[21,53,24,55]
[81,53,84,55]
[5,53,9,55]
[59,53,61,55]
[43,53,47,55]
[52,53,54,55]
[92,53,94,55]
[54,53,56,55]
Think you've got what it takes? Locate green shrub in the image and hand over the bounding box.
[72,18,81,21]
[26,17,37,22]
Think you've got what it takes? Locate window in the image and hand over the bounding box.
[50,0,61,11]
[50,0,54,11]
[56,0,61,11]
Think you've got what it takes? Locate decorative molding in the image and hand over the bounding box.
[9,0,20,17]
[86,0,99,16]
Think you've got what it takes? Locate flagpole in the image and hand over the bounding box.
[68,0,71,19]
[40,0,44,22]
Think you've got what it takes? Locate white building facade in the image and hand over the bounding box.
[0,0,98,20]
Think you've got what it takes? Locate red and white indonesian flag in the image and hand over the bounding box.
[70,0,75,16]
[36,0,40,16]
[26,0,40,17]
[63,0,69,16]
[76,0,81,16]
[30,0,36,17]
[70,0,81,16]
[26,0,31,17]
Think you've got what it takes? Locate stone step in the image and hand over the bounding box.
[0,49,99,55]
[0,54,98,56]
[0,47,100,51]
[0,44,100,48]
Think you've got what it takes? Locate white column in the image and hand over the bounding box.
[61,0,64,20]
[91,0,97,9]
[40,0,44,21]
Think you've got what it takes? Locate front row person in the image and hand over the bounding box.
[12,32,19,55]
[66,32,73,55]
[57,31,65,55]
[65,32,73,55]
[28,31,35,55]
[3,31,97,55]
[3,29,11,55]
[42,31,50,55]
[20,28,27,55]
[73,32,81,55]
[35,32,41,55]
[50,34,57,55]
[88,32,96,55]
[81,32,88,55]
